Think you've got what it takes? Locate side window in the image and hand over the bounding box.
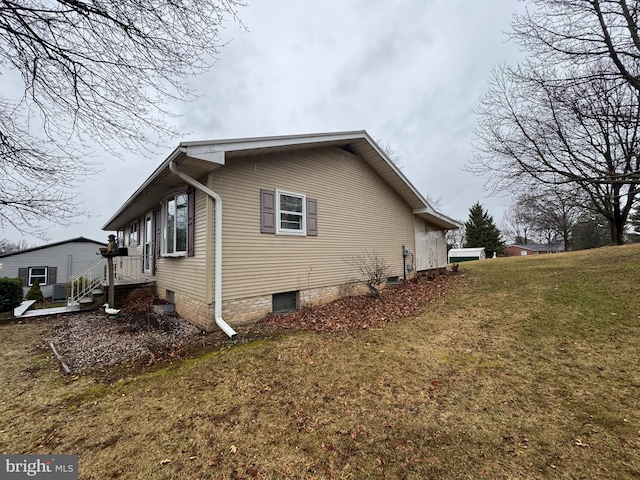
[117,230,125,247]
[28,266,48,286]
[163,193,188,255]
[129,221,139,247]
[260,189,318,236]
[161,189,194,256]
[276,190,306,235]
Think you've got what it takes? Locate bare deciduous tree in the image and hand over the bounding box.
[474,61,640,245]
[0,0,244,235]
[0,238,30,255]
[502,197,538,245]
[374,137,404,170]
[529,187,585,250]
[473,1,640,245]
[511,1,640,94]
[503,187,585,250]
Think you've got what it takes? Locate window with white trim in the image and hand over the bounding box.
[129,221,139,247]
[162,193,188,255]
[276,190,306,235]
[143,212,154,273]
[116,230,125,247]
[28,267,47,286]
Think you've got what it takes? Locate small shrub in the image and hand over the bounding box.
[0,277,23,313]
[25,280,44,303]
[344,252,390,299]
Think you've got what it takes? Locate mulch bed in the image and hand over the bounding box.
[46,308,201,373]
[43,274,458,374]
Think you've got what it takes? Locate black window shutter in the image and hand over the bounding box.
[48,267,57,284]
[187,187,195,257]
[18,268,27,287]
[260,189,276,234]
[307,198,318,236]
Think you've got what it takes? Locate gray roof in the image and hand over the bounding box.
[102,130,462,231]
[0,237,107,258]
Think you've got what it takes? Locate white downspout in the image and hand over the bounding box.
[169,159,238,340]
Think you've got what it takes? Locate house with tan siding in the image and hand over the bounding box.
[103,131,460,338]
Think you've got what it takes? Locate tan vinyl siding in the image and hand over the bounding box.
[214,146,416,302]
[155,188,210,301]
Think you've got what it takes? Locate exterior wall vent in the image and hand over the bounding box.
[272,291,298,314]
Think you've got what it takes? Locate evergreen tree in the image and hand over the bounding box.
[464,202,505,258]
[627,208,640,243]
[572,213,610,250]
[25,279,43,303]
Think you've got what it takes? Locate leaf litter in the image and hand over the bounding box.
[43,273,457,374]
[260,272,456,332]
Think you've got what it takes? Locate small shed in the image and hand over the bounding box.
[448,247,486,263]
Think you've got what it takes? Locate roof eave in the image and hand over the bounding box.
[102,130,460,232]
[414,208,462,230]
[102,146,229,231]
[0,237,107,258]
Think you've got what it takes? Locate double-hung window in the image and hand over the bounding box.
[28,267,47,286]
[163,193,188,255]
[260,188,318,236]
[276,190,306,235]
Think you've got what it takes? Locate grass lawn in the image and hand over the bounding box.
[1,245,640,479]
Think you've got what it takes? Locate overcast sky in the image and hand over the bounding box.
[3,0,528,246]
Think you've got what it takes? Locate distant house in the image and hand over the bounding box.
[505,244,564,256]
[0,237,106,301]
[103,131,461,336]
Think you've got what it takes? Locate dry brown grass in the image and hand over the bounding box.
[2,245,640,478]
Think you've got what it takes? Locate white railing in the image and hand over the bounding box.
[114,256,146,281]
[67,256,107,305]
[67,255,149,306]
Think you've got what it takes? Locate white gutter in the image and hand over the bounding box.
[169,158,238,340]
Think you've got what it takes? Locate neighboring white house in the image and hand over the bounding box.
[0,237,106,300]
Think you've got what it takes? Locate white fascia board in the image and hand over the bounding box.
[359,135,435,210]
[414,207,463,230]
[179,130,368,153]
[182,147,226,165]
